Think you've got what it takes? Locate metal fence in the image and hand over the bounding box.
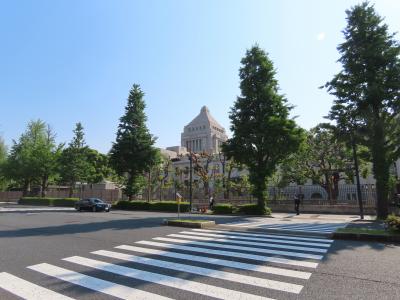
[136,184,377,208]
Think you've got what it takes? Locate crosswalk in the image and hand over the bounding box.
[224,219,348,233]
[0,228,334,300]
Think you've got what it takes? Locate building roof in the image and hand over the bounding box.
[186,106,225,130]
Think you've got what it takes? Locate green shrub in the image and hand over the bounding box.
[19,197,79,207]
[236,204,272,215]
[19,197,51,206]
[150,201,190,212]
[212,204,234,214]
[52,198,79,207]
[113,200,151,210]
[385,214,400,231]
[112,200,190,212]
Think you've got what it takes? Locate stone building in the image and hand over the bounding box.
[180,106,228,154]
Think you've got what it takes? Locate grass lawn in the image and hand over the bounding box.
[336,227,400,236]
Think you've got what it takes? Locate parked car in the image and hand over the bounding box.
[75,198,111,212]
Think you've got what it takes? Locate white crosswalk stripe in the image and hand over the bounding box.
[225,220,347,233]
[153,237,324,260]
[136,240,320,268]
[187,229,332,247]
[28,263,172,300]
[0,272,75,300]
[169,232,328,253]
[92,249,303,293]
[114,244,312,279]
[63,256,275,300]
[1,228,335,300]
[193,228,334,242]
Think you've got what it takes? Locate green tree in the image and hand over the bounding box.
[0,137,8,191]
[324,2,400,218]
[59,122,91,197]
[223,45,303,214]
[110,84,158,200]
[5,120,60,195]
[279,126,369,201]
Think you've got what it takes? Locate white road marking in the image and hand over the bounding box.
[63,256,275,300]
[92,249,303,294]
[194,229,334,243]
[27,263,172,300]
[0,272,75,300]
[136,240,319,268]
[114,244,311,279]
[174,232,328,253]
[154,237,323,260]
[183,230,331,248]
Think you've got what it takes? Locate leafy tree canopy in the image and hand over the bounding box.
[223,45,303,213]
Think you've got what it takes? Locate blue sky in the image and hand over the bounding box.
[1,0,399,153]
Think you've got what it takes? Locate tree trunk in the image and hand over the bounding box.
[41,175,48,198]
[372,125,390,219]
[250,170,267,214]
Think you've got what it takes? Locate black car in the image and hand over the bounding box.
[75,198,111,212]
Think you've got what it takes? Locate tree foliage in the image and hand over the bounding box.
[279,125,369,200]
[324,2,400,218]
[0,137,8,191]
[4,120,60,195]
[59,123,92,196]
[109,84,158,200]
[223,45,303,214]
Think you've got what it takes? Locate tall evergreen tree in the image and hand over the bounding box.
[59,122,91,196]
[223,45,303,214]
[324,2,400,218]
[110,84,158,200]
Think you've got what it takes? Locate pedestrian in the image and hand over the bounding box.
[209,195,214,210]
[294,194,300,215]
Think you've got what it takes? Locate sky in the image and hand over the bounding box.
[1,0,400,153]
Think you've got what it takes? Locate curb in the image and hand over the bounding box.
[163,220,216,228]
[332,232,400,243]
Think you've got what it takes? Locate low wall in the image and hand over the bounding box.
[269,203,376,214]
[0,191,23,202]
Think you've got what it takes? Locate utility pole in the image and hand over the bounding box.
[189,152,193,212]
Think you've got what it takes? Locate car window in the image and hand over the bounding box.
[93,199,102,203]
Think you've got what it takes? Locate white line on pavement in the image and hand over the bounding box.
[175,232,328,253]
[114,244,311,279]
[135,240,319,268]
[0,272,75,300]
[27,263,172,300]
[193,229,334,243]
[63,256,275,300]
[182,230,331,248]
[155,237,324,260]
[92,249,303,294]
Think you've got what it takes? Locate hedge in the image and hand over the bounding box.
[237,204,272,215]
[19,197,79,207]
[112,200,190,212]
[385,214,400,232]
[211,204,234,214]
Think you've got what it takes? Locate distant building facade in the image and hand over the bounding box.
[179,106,228,154]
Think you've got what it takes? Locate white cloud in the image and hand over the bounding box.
[316,32,326,41]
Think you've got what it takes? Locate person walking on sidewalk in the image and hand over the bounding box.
[294,194,300,215]
[294,188,304,215]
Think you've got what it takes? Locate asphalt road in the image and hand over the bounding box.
[0,207,399,299]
